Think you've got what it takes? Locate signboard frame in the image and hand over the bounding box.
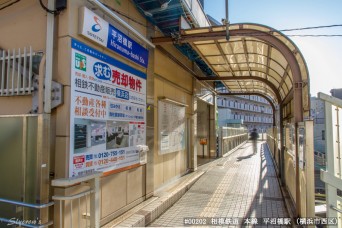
[158,100,186,155]
[69,39,147,177]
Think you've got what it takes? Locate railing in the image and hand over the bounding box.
[0,48,37,96]
[319,92,342,227]
[0,199,54,227]
[52,172,102,228]
[218,127,248,156]
[266,127,280,170]
[315,151,326,167]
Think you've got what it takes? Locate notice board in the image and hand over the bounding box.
[158,100,185,154]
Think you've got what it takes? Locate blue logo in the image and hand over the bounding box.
[93,62,111,80]
[91,16,102,32]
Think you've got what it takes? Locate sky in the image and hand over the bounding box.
[204,0,342,97]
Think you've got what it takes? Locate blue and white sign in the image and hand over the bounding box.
[79,6,149,68]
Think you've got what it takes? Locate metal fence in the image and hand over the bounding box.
[218,127,248,157]
[0,48,36,96]
[319,92,342,227]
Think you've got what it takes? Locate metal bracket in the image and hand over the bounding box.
[294,82,304,89]
[30,75,39,114]
[51,81,63,109]
[171,32,181,44]
[31,80,63,113]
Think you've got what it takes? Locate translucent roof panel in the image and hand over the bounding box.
[178,24,310,106]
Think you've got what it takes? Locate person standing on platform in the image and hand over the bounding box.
[249,128,259,154]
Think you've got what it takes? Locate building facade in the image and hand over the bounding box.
[0,0,219,226]
[311,89,342,157]
[330,88,342,99]
[0,0,316,225]
[311,96,326,154]
[218,94,274,133]
[311,90,342,194]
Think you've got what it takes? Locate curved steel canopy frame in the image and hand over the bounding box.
[152,23,311,122]
[152,23,311,217]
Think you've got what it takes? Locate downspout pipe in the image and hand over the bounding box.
[44,0,55,114]
[88,0,156,49]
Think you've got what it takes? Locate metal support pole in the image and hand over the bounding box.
[44,0,55,114]
[225,0,229,41]
[90,176,100,228]
[279,105,285,185]
[294,85,303,217]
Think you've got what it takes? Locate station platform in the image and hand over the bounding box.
[103,142,292,227]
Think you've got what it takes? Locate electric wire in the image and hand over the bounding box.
[0,0,20,11]
[100,5,342,38]
[1,0,340,37]
[280,24,342,32]
[38,0,60,15]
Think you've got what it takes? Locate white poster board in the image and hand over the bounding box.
[158,100,185,154]
[69,39,146,177]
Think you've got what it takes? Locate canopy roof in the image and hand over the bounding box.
[153,24,310,109]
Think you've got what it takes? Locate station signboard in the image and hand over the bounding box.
[79,6,149,68]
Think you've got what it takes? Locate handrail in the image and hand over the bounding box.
[0,199,54,227]
[222,133,248,139]
[52,189,94,201]
[318,92,342,108]
[52,172,102,228]
[0,198,54,209]
[51,171,102,187]
[330,205,342,214]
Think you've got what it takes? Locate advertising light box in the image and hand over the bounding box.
[79,6,149,68]
[70,39,146,177]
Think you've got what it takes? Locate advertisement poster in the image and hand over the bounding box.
[158,100,185,154]
[70,39,146,177]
